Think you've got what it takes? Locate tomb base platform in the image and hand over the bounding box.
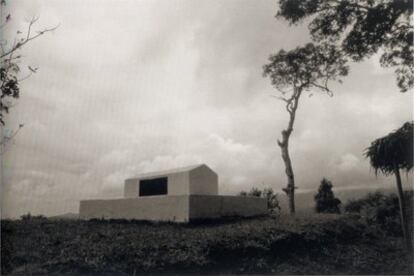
[79,195,267,223]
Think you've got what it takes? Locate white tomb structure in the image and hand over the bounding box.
[79,164,267,222]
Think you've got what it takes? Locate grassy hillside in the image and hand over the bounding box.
[2,213,412,275]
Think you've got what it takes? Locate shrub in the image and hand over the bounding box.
[249,187,262,197]
[344,191,413,236]
[20,213,47,221]
[20,212,32,220]
[240,187,281,214]
[314,178,341,214]
[345,192,389,213]
[262,188,281,214]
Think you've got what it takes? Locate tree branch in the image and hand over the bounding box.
[0,19,59,59]
[270,94,289,103]
[310,80,333,96]
[0,124,23,151]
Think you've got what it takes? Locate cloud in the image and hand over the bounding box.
[337,153,360,172]
[207,133,252,153]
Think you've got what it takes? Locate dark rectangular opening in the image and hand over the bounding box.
[139,177,168,196]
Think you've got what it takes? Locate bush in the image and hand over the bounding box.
[240,187,281,214]
[344,192,393,213]
[248,187,262,197]
[344,191,413,236]
[314,178,341,214]
[20,213,47,221]
[262,188,281,214]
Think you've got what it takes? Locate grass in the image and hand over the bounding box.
[1,213,413,275]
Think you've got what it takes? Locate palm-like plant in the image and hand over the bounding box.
[365,121,413,250]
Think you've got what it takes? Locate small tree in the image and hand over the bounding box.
[365,121,413,250]
[263,43,348,214]
[0,2,58,152]
[314,178,341,214]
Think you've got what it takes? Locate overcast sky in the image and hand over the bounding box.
[1,0,412,217]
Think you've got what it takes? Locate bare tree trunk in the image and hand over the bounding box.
[394,164,411,252]
[277,87,302,215]
[279,136,295,214]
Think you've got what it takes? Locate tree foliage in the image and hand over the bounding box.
[365,121,413,175]
[0,64,19,125]
[314,178,341,214]
[277,0,413,92]
[263,43,348,95]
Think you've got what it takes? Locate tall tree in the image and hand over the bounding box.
[365,121,413,251]
[263,43,348,214]
[277,0,413,92]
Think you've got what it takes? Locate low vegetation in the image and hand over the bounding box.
[344,191,413,237]
[2,192,413,275]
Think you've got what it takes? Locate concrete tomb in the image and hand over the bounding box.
[79,164,267,222]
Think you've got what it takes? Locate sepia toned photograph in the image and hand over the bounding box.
[1,0,413,275]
